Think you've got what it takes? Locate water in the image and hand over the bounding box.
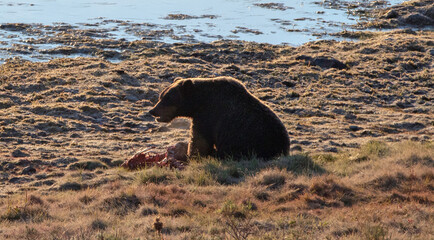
[0,0,404,62]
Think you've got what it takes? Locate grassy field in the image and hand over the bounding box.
[0,140,432,239]
[0,0,433,238]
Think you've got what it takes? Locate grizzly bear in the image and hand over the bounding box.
[149,77,289,159]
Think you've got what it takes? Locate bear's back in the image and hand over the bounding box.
[190,77,259,103]
[191,77,247,93]
[188,77,289,159]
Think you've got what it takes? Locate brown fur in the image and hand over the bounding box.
[149,77,289,159]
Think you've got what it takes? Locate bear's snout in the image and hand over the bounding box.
[148,105,177,123]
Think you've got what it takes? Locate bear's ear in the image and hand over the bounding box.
[173,77,183,82]
[180,79,193,94]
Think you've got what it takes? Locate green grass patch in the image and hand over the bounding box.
[181,157,251,185]
[359,140,390,160]
[275,154,325,176]
[136,166,175,184]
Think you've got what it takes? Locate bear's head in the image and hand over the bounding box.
[149,79,193,123]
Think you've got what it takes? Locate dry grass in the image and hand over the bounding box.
[0,140,432,239]
[1,23,432,239]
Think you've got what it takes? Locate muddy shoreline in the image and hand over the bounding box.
[2,0,432,63]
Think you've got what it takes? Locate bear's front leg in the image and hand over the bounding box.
[188,130,214,157]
